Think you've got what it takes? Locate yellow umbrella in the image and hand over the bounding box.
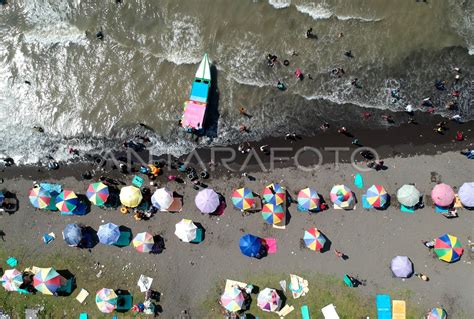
[120,186,143,208]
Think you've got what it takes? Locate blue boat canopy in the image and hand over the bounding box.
[190,81,210,103]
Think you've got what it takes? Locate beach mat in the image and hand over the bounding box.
[400,205,415,214]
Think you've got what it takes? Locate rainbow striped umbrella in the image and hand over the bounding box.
[33,267,62,295]
[428,307,447,319]
[231,188,255,210]
[1,269,23,292]
[55,190,79,213]
[366,185,388,208]
[297,188,320,211]
[434,233,463,263]
[303,228,326,252]
[29,187,51,209]
[330,185,354,208]
[220,287,245,313]
[96,288,118,313]
[86,182,109,206]
[261,203,285,224]
[262,183,285,206]
[132,232,154,253]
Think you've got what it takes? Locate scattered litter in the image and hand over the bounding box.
[42,232,55,244]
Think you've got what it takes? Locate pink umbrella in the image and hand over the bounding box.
[431,183,455,207]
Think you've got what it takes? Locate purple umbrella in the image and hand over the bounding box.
[195,188,220,214]
[391,256,413,278]
[459,182,474,208]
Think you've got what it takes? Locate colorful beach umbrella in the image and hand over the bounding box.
[151,187,174,210]
[86,182,109,206]
[257,288,281,312]
[195,188,220,214]
[97,223,120,245]
[220,287,245,313]
[428,307,447,319]
[29,187,51,209]
[239,234,262,258]
[390,256,413,278]
[434,233,463,263]
[431,183,455,207]
[366,184,388,208]
[63,223,82,247]
[132,232,154,253]
[330,185,354,208]
[231,188,255,210]
[396,184,421,207]
[55,190,79,213]
[303,228,326,252]
[1,269,23,292]
[297,188,320,211]
[96,288,118,313]
[261,203,285,224]
[458,182,474,207]
[174,219,198,243]
[120,186,142,208]
[33,267,62,295]
[262,183,286,206]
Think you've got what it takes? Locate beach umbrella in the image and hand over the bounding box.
[174,219,198,242]
[220,287,245,313]
[1,269,23,292]
[33,267,62,295]
[95,288,118,313]
[239,234,262,258]
[86,182,109,206]
[55,190,79,213]
[262,183,285,206]
[431,183,455,207]
[434,233,463,263]
[396,184,421,207]
[297,188,320,211]
[330,185,354,208]
[261,203,285,224]
[257,288,281,312]
[132,232,154,253]
[120,186,142,208]
[390,256,413,278]
[0,192,4,206]
[29,187,51,209]
[366,184,388,208]
[151,187,174,210]
[195,188,220,214]
[458,182,474,207]
[303,228,326,252]
[97,223,120,245]
[428,307,447,319]
[63,223,82,247]
[231,188,255,210]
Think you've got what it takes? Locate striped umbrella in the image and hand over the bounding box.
[330,185,354,208]
[428,307,447,319]
[257,288,281,312]
[96,288,118,313]
[431,183,455,207]
[297,188,320,211]
[1,269,23,292]
[33,267,62,295]
[132,232,154,253]
[55,190,79,213]
[220,287,245,313]
[434,233,463,263]
[29,187,51,209]
[261,203,285,225]
[231,188,255,210]
[120,186,143,208]
[366,185,388,208]
[262,183,285,206]
[303,228,326,252]
[86,182,109,206]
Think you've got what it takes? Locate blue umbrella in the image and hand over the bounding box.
[0,192,4,206]
[63,224,82,247]
[97,223,120,245]
[239,234,262,258]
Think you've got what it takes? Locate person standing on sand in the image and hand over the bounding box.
[239,107,252,118]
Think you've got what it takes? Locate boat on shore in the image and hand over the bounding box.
[181,54,211,133]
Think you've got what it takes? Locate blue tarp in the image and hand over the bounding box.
[376,294,392,319]
[190,81,209,103]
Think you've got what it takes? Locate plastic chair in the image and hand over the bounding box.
[114,230,132,247]
[6,257,17,267]
[79,313,88,319]
[116,293,133,312]
[190,228,203,244]
[301,305,311,319]
[132,175,144,188]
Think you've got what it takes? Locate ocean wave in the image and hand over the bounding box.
[23,22,87,46]
[295,4,382,22]
[268,0,291,9]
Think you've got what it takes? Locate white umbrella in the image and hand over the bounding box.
[151,188,174,210]
[396,184,421,207]
[174,219,198,242]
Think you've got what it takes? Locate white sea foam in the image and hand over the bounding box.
[295,4,381,22]
[268,0,291,9]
